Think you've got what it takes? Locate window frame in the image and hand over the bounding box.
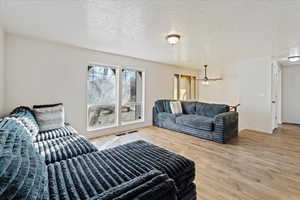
[86,62,145,131]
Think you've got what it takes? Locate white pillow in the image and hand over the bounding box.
[170,101,183,114]
[33,103,65,131]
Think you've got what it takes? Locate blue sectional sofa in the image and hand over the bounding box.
[153,100,238,143]
[0,106,196,200]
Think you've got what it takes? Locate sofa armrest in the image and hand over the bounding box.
[213,112,238,143]
[153,104,177,128]
[153,106,159,126]
[91,170,177,200]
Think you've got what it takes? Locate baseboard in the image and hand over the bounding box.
[86,121,152,140]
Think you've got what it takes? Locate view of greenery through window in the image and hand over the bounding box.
[87,65,143,130]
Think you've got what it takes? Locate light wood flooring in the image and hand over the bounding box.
[90,124,300,200]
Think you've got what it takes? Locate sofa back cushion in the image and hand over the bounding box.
[181,101,197,114]
[155,100,229,117]
[33,103,65,132]
[154,100,172,113]
[0,118,48,199]
[10,106,39,137]
[196,102,229,117]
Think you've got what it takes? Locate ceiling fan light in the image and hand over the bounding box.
[288,48,300,62]
[288,56,300,62]
[166,34,180,45]
[202,80,209,85]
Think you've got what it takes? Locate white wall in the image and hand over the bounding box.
[282,64,300,124]
[5,33,198,138]
[0,27,4,116]
[239,57,273,133]
[198,62,239,106]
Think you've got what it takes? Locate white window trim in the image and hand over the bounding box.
[86,62,145,131]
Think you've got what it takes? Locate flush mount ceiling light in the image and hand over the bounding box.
[166,33,181,45]
[288,47,300,62]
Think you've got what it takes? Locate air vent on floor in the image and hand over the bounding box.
[116,130,138,136]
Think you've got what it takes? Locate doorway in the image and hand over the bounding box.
[173,74,199,100]
[282,64,300,124]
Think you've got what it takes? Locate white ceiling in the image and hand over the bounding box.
[1,0,300,69]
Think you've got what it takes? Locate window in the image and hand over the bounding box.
[174,74,198,100]
[121,69,143,123]
[87,65,117,129]
[87,64,144,130]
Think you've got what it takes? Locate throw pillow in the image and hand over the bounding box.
[33,103,65,131]
[170,101,183,114]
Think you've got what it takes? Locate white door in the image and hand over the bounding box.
[239,57,273,133]
[282,64,300,124]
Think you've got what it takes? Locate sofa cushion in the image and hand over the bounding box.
[91,170,177,200]
[34,125,77,142]
[181,101,197,114]
[155,100,172,113]
[34,134,98,164]
[33,103,65,132]
[176,114,214,131]
[47,140,194,199]
[196,102,229,117]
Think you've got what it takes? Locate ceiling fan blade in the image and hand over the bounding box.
[208,78,222,81]
[197,78,222,81]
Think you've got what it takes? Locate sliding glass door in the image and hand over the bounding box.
[87,65,117,130]
[87,64,144,130]
[121,69,144,124]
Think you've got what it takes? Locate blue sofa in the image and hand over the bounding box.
[0,106,196,200]
[153,100,238,143]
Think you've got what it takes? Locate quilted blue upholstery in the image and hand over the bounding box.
[10,106,40,137]
[0,118,48,200]
[91,170,177,200]
[176,114,214,131]
[155,99,173,113]
[181,101,197,114]
[153,100,238,143]
[34,134,98,164]
[196,102,229,117]
[34,125,77,142]
[1,106,196,200]
[47,140,194,199]
[157,112,177,127]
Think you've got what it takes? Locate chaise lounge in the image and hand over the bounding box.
[0,106,196,200]
[153,99,238,143]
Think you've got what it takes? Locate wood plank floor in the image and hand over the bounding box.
[90,124,300,200]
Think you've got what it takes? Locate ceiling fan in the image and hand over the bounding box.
[200,65,222,85]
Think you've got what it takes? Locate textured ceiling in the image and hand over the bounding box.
[1,0,300,69]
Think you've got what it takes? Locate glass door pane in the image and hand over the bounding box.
[174,74,179,100]
[121,69,143,123]
[180,75,191,100]
[87,65,117,129]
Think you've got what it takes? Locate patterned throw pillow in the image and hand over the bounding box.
[170,101,183,114]
[33,103,65,132]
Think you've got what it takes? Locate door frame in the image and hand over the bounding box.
[271,61,282,131]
